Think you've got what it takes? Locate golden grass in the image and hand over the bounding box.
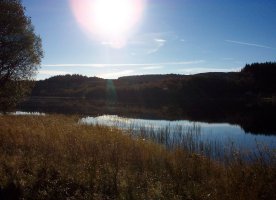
[0,115,275,199]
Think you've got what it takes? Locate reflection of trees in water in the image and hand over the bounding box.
[80,116,274,162]
[18,97,276,135]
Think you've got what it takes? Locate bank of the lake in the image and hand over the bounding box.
[0,115,275,199]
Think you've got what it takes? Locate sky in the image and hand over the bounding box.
[22,0,276,79]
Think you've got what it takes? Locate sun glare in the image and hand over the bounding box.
[93,0,133,35]
[70,0,146,48]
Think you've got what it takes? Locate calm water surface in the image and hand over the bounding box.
[81,115,276,151]
[8,112,276,152]
[10,111,46,116]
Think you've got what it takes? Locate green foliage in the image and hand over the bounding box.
[0,115,275,199]
[0,0,43,112]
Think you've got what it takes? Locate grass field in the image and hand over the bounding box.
[0,115,275,199]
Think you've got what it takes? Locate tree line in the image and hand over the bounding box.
[30,62,276,106]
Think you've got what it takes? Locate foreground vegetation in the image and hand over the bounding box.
[0,115,275,199]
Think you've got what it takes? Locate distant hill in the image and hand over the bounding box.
[30,62,276,104]
[17,62,276,135]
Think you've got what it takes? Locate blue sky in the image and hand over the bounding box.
[22,0,276,79]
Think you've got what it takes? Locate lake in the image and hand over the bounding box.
[16,98,276,157]
[18,97,276,135]
[80,115,276,156]
[8,109,276,159]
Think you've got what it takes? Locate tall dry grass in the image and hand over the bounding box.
[0,115,275,199]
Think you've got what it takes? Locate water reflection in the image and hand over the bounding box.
[81,115,276,154]
[18,98,276,135]
[9,111,46,116]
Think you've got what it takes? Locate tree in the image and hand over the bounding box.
[0,0,43,112]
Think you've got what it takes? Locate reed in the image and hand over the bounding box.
[0,115,275,199]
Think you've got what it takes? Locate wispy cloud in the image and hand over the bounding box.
[43,64,107,68]
[128,32,177,55]
[146,38,166,54]
[42,60,205,68]
[179,67,241,75]
[225,40,274,49]
[142,66,164,70]
[96,70,134,79]
[38,70,71,76]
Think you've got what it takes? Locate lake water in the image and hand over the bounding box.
[80,115,276,153]
[9,111,46,116]
[9,111,276,156]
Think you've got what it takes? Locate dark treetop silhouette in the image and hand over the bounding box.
[19,62,276,134]
[0,0,43,112]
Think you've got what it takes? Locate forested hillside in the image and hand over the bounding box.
[31,62,276,104]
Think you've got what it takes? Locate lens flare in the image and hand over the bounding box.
[70,0,146,48]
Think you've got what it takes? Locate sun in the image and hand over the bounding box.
[93,0,134,36]
[70,0,146,48]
